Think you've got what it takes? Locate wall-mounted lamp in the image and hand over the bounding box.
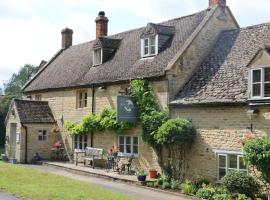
[98,86,107,91]
[246,108,259,132]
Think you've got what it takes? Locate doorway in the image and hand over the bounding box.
[9,123,17,159]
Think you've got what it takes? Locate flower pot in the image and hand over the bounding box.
[149,170,157,179]
[137,175,146,182]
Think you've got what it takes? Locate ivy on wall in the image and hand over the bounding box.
[64,108,131,135]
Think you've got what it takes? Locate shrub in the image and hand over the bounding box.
[236,194,252,200]
[180,180,197,195]
[171,179,181,190]
[194,177,210,189]
[146,182,154,187]
[222,171,260,198]
[196,184,217,199]
[153,181,159,188]
[162,182,171,189]
[155,118,196,146]
[212,193,231,200]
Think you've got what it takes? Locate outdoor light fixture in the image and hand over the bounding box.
[246,107,259,132]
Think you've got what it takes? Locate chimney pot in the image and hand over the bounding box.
[61,27,73,49]
[95,11,108,38]
[209,0,226,7]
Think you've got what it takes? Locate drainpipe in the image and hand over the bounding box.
[21,123,28,164]
[90,85,95,147]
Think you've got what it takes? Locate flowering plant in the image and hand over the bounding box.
[237,131,256,146]
[53,140,62,148]
[108,145,119,154]
[52,125,60,133]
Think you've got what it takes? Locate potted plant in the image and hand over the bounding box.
[136,169,147,182]
[149,169,158,179]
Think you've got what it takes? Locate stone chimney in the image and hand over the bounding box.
[209,0,226,7]
[95,11,108,38]
[61,27,73,49]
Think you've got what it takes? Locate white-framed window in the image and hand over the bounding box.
[93,48,102,66]
[38,130,47,141]
[77,90,87,108]
[141,35,158,57]
[118,136,138,156]
[74,135,87,150]
[249,67,270,99]
[217,152,247,182]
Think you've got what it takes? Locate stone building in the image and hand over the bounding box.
[5,0,270,182]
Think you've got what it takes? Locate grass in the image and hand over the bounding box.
[0,161,135,200]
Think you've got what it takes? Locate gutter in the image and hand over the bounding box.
[90,85,95,147]
[21,123,28,163]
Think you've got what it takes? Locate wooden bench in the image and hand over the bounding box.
[82,147,104,168]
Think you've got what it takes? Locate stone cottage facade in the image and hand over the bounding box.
[5,0,270,182]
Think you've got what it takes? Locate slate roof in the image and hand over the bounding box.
[23,9,210,92]
[14,99,55,123]
[171,22,270,106]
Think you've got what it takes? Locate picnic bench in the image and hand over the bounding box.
[75,147,104,168]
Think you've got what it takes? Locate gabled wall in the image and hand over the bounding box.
[166,6,239,100]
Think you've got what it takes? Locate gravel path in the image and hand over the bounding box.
[25,164,193,200]
[0,192,22,200]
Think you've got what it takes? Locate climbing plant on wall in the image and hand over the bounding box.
[64,108,131,135]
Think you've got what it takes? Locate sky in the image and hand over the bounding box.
[1,0,270,91]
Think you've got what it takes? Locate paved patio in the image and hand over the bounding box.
[43,161,139,183]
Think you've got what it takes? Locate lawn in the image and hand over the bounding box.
[0,161,135,200]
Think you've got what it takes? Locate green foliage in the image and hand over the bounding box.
[146,181,154,187]
[180,180,197,195]
[244,136,270,183]
[196,184,217,200]
[155,118,196,146]
[0,64,37,147]
[99,109,130,133]
[136,169,147,176]
[236,194,252,200]
[171,179,181,190]
[64,108,131,135]
[222,171,260,198]
[212,193,231,200]
[130,79,168,147]
[193,177,210,189]
[162,182,171,189]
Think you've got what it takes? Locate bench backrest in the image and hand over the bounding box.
[85,147,103,157]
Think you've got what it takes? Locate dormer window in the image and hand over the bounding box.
[249,67,270,98]
[93,48,102,66]
[141,35,158,57]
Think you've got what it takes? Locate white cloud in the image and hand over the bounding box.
[1,0,270,89]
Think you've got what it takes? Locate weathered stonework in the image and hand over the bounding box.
[171,105,270,182]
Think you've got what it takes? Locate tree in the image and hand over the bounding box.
[243,136,270,199]
[0,64,38,147]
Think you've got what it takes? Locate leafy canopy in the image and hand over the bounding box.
[243,136,270,183]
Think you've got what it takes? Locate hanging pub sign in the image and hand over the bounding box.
[117,96,139,123]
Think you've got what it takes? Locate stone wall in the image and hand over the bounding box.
[27,80,167,170]
[171,105,270,182]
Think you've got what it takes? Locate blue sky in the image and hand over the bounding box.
[1,0,270,90]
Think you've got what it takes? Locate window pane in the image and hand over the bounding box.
[265,68,270,82]
[94,49,101,65]
[253,70,261,82]
[219,168,226,180]
[253,84,261,96]
[126,145,131,153]
[219,155,226,168]
[264,83,270,97]
[150,37,155,45]
[150,46,155,55]
[133,146,138,154]
[229,155,237,169]
[119,136,124,145]
[119,144,124,153]
[133,137,138,145]
[239,156,247,170]
[84,92,87,107]
[144,38,149,46]
[144,47,149,55]
[126,136,131,145]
